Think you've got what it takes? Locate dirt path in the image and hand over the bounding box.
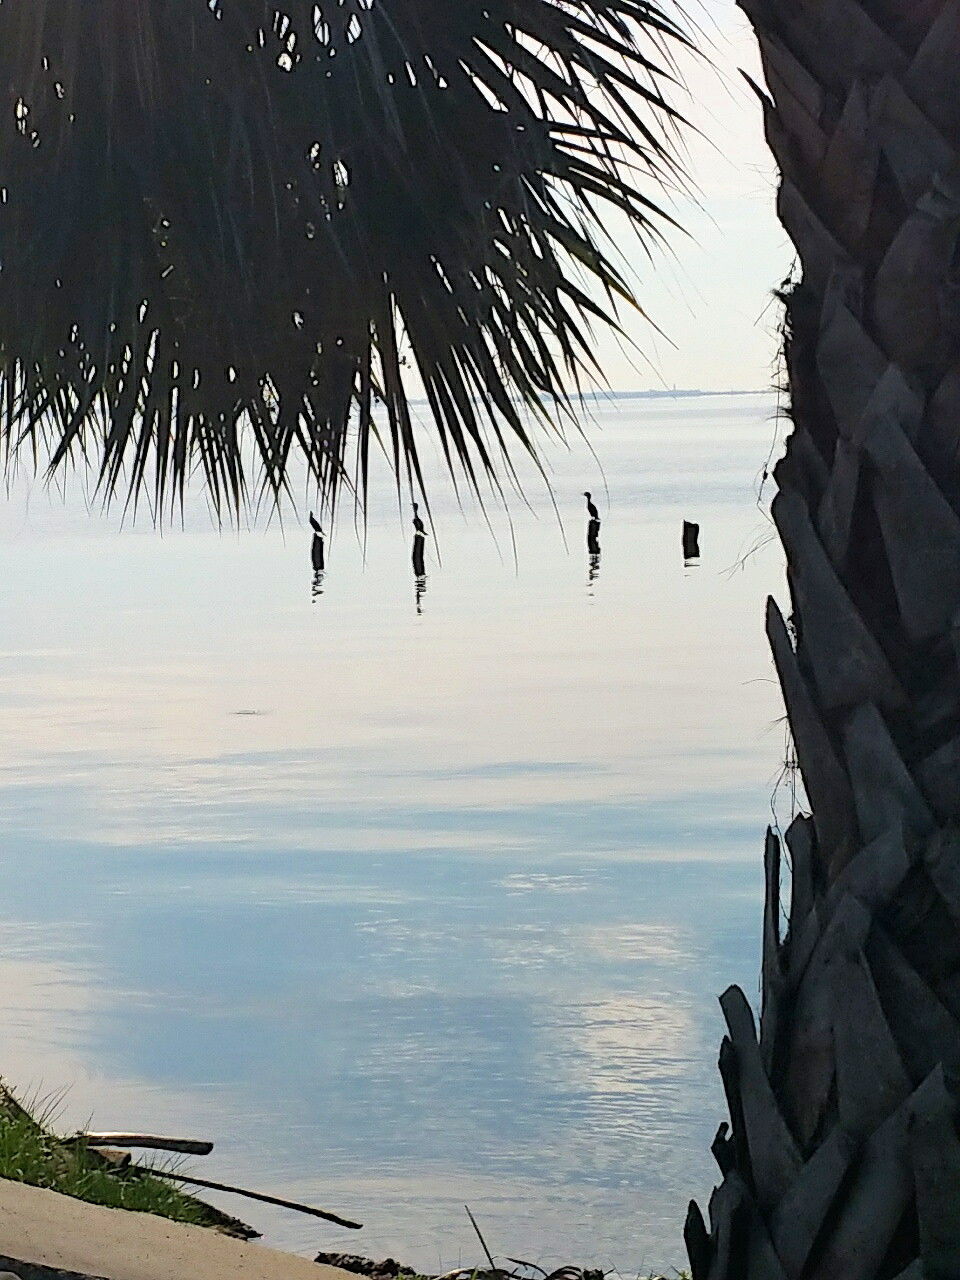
[0,1178,358,1280]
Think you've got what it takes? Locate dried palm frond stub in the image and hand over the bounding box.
[0,1,688,520]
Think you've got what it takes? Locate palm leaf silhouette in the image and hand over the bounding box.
[0,0,688,518]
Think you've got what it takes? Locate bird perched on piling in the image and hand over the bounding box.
[412,502,426,537]
[584,492,601,556]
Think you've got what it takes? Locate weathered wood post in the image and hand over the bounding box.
[587,518,601,556]
[682,520,700,561]
[412,534,426,578]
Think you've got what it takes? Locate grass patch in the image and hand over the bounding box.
[0,1086,241,1231]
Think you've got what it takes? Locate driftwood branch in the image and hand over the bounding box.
[72,1133,213,1156]
[138,1166,362,1230]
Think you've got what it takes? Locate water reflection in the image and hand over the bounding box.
[0,392,786,1273]
[0,848,764,1270]
[312,570,326,602]
[588,550,601,591]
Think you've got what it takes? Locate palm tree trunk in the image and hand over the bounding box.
[686,3,960,1276]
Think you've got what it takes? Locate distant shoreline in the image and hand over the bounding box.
[407,387,770,408]
[579,387,768,400]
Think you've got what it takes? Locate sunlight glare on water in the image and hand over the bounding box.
[0,392,788,1274]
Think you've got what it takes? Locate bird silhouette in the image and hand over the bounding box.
[309,511,323,535]
[412,502,427,537]
[583,491,600,522]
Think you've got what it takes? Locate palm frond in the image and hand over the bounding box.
[0,0,689,518]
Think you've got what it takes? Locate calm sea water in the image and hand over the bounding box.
[0,392,789,1274]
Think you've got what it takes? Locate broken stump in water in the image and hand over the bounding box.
[682,520,700,560]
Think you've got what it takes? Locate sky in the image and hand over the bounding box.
[587,1,792,393]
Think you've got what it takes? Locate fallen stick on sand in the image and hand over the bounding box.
[138,1166,363,1230]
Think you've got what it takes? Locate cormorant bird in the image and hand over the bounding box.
[583,491,600,523]
[412,502,426,537]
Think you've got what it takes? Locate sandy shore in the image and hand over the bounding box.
[0,1177,358,1280]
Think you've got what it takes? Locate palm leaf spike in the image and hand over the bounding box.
[688,2,960,1277]
[0,1,690,521]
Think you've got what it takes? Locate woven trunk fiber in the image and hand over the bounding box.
[685,3,960,1277]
